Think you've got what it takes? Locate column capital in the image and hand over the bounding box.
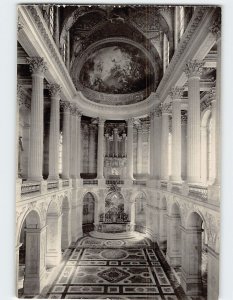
[70,104,82,118]
[97,118,105,126]
[149,111,155,119]
[154,106,162,117]
[26,57,47,75]
[60,100,71,112]
[208,87,216,102]
[169,86,184,100]
[184,60,204,78]
[161,103,172,114]
[209,15,221,40]
[127,118,135,127]
[48,83,61,98]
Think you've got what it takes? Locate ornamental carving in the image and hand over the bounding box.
[154,106,162,117]
[48,83,61,98]
[60,100,71,112]
[17,84,31,109]
[169,87,184,99]
[184,60,204,78]
[209,15,221,40]
[26,57,47,75]
[70,104,82,117]
[161,102,171,114]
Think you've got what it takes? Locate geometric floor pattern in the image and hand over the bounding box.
[43,234,188,299]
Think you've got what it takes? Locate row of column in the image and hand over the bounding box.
[150,51,220,184]
[23,59,135,182]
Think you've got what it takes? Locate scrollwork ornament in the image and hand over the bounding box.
[184,60,204,78]
[48,83,61,98]
[169,87,184,100]
[26,57,48,75]
[60,100,71,112]
[209,16,221,40]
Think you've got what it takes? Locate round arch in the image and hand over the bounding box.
[61,196,71,249]
[82,192,97,233]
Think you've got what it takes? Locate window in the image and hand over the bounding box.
[59,133,62,175]
[49,6,54,35]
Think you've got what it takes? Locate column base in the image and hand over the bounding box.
[97,178,105,187]
[208,184,220,206]
[166,254,181,268]
[72,178,83,188]
[24,268,46,295]
[46,252,62,268]
[181,272,203,296]
[124,179,133,186]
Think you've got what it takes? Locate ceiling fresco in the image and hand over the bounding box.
[79,44,155,94]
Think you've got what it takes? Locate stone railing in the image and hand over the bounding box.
[171,182,182,194]
[160,181,168,190]
[62,179,70,187]
[47,180,59,190]
[83,179,98,185]
[133,180,147,186]
[188,184,208,201]
[21,182,40,195]
[106,179,124,185]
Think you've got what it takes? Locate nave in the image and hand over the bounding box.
[38,232,188,300]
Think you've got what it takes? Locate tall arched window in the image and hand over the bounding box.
[58,133,62,175]
[207,116,213,182]
[49,6,54,35]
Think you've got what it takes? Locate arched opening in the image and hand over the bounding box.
[82,192,95,233]
[61,196,71,250]
[135,192,147,233]
[158,196,167,252]
[17,210,46,296]
[167,203,182,272]
[46,200,62,268]
[181,212,205,296]
[201,109,215,184]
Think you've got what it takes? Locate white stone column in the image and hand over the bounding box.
[27,57,47,181]
[97,118,105,179]
[105,133,110,157]
[181,112,188,180]
[61,101,70,179]
[46,214,62,267]
[61,207,71,249]
[24,227,46,295]
[207,246,219,300]
[158,208,167,250]
[154,107,162,179]
[170,87,184,182]
[185,60,204,183]
[137,125,143,175]
[48,84,61,180]
[126,118,134,180]
[210,19,221,186]
[113,127,118,157]
[122,133,126,157]
[88,124,96,174]
[70,105,77,178]
[181,226,203,296]
[15,243,22,296]
[76,110,82,179]
[161,104,171,180]
[166,214,181,267]
[149,112,155,178]
[209,88,216,183]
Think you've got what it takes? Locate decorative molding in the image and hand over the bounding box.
[161,102,172,114]
[26,56,47,75]
[184,60,204,78]
[169,86,184,100]
[47,83,61,98]
[209,15,221,40]
[60,100,71,112]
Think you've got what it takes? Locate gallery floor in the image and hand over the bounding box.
[37,232,190,300]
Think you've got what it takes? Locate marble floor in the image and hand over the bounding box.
[40,233,188,299]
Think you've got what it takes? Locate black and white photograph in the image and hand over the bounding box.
[13,3,223,300]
